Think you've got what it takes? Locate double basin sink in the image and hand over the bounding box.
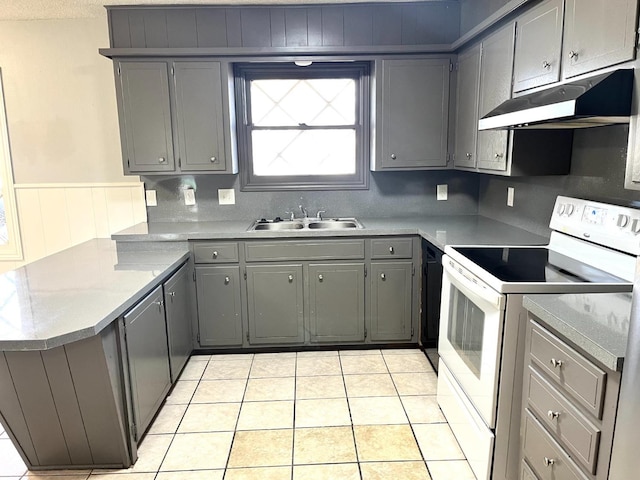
[248,217,364,231]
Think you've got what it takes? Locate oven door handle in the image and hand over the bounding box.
[443,261,506,311]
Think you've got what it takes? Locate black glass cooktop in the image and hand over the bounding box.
[452,247,625,284]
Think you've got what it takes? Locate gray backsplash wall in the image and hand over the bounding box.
[143,170,480,222]
[478,125,640,238]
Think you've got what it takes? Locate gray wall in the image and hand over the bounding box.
[143,170,479,222]
[459,0,511,34]
[478,125,640,238]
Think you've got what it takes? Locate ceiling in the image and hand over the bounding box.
[0,0,444,21]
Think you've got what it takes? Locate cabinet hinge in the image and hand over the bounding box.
[193,270,196,282]
[131,423,137,439]
[455,62,460,71]
[246,331,250,342]
[364,327,368,339]
[449,62,454,72]
[127,158,130,169]
[197,332,200,343]
[412,265,416,276]
[171,66,175,76]
[364,266,367,277]
[244,270,247,280]
[411,326,414,337]
[117,65,121,76]
[446,153,452,165]
[178,157,182,169]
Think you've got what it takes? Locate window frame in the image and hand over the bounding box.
[0,68,22,261]
[234,61,370,191]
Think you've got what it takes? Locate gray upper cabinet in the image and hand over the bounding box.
[163,264,193,382]
[123,286,171,440]
[196,266,243,347]
[562,0,638,79]
[453,44,481,169]
[308,263,365,343]
[174,62,227,172]
[370,261,413,342]
[115,59,237,176]
[373,58,451,170]
[476,23,515,172]
[116,62,175,173]
[512,0,564,93]
[246,264,305,345]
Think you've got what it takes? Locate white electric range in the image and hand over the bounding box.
[436,196,638,480]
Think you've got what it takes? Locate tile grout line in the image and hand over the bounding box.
[338,351,364,480]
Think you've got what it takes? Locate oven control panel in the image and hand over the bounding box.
[550,196,640,255]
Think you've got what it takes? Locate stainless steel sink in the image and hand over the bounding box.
[248,217,363,231]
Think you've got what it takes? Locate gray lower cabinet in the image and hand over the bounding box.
[308,263,365,343]
[163,264,193,382]
[246,264,305,345]
[123,285,171,441]
[373,57,451,170]
[196,266,243,347]
[116,61,175,173]
[520,317,621,480]
[370,261,413,342]
[453,44,481,169]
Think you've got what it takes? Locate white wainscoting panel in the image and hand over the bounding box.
[0,182,146,274]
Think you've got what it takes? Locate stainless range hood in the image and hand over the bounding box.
[479,69,634,130]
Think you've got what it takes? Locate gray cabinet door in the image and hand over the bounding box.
[196,266,243,347]
[477,23,515,172]
[562,0,638,79]
[164,263,193,382]
[246,264,304,345]
[378,58,450,169]
[513,0,564,93]
[123,286,171,440]
[370,262,413,342]
[454,44,481,169]
[308,263,365,343]
[117,62,175,173]
[174,62,227,172]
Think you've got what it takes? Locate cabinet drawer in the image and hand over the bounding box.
[526,366,601,473]
[370,238,413,259]
[522,409,589,480]
[529,320,606,418]
[245,240,365,262]
[193,242,239,264]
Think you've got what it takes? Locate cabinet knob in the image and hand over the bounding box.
[212,251,218,259]
[466,153,472,159]
[547,410,560,420]
[224,276,230,284]
[569,50,578,60]
[153,300,164,309]
[542,60,551,69]
[158,157,166,164]
[550,358,563,368]
[380,273,386,280]
[210,156,217,163]
[288,274,294,282]
[494,153,504,159]
[390,153,397,160]
[389,246,394,254]
[543,457,555,467]
[318,274,323,281]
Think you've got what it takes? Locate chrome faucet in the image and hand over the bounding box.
[316,210,326,220]
[299,204,308,218]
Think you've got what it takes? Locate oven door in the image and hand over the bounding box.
[438,255,506,428]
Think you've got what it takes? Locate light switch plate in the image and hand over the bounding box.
[145,189,157,207]
[184,188,196,206]
[507,187,515,207]
[437,184,448,201]
[218,189,235,205]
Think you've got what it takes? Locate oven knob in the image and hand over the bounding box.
[556,204,566,215]
[566,204,575,216]
[617,214,630,228]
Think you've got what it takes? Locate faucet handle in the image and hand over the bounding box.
[316,210,326,220]
[284,210,295,221]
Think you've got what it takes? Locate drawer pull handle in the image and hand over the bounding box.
[389,246,394,254]
[212,251,218,259]
[381,273,386,280]
[544,457,555,467]
[318,274,323,281]
[224,276,230,285]
[288,275,294,282]
[550,358,563,368]
[547,410,560,420]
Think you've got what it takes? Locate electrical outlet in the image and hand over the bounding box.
[145,190,157,207]
[507,187,515,207]
[184,188,196,206]
[218,189,235,205]
[437,184,448,201]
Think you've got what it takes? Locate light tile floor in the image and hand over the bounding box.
[0,348,476,480]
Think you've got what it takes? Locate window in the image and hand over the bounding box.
[0,68,22,260]
[235,62,370,190]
